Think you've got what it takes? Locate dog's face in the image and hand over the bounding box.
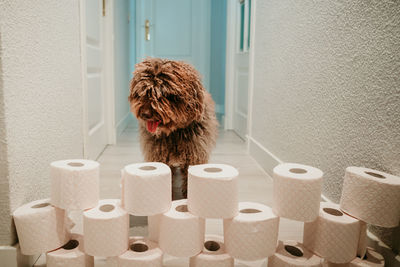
[129,58,205,135]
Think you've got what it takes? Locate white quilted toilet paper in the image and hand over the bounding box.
[148,214,162,242]
[13,199,71,255]
[273,163,323,222]
[46,233,94,267]
[50,159,99,211]
[188,164,239,218]
[304,202,361,264]
[118,236,163,267]
[159,199,205,257]
[350,247,385,266]
[268,240,322,267]
[189,235,234,267]
[83,199,129,257]
[340,166,400,228]
[122,162,171,216]
[224,202,279,261]
[357,221,367,259]
[322,247,384,266]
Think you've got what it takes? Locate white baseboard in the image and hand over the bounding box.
[116,112,132,137]
[247,135,331,203]
[0,245,39,267]
[247,135,282,176]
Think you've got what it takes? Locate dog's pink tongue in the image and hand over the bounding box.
[147,121,160,133]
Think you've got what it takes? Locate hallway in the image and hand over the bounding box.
[95,121,303,266]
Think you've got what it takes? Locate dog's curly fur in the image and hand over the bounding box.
[129,58,218,198]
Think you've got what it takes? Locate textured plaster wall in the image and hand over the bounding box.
[251,0,399,251]
[114,0,131,128]
[0,0,84,245]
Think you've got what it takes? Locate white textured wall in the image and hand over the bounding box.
[114,0,132,132]
[250,0,399,251]
[0,0,83,245]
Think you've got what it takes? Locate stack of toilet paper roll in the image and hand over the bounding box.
[12,158,397,266]
[13,159,100,266]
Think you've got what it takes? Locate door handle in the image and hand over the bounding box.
[145,19,150,41]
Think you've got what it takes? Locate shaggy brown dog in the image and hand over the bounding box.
[129,58,218,198]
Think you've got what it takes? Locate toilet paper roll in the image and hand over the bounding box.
[322,261,350,267]
[122,162,171,216]
[148,214,162,242]
[50,159,99,210]
[118,236,163,267]
[13,199,71,255]
[273,163,323,222]
[340,167,400,228]
[188,164,238,218]
[350,247,384,267]
[159,199,205,257]
[268,240,322,267]
[83,199,129,257]
[189,235,234,267]
[46,233,94,267]
[303,202,361,264]
[322,247,385,267]
[224,202,279,261]
[357,221,367,259]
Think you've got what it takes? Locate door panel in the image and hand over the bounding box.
[85,0,108,159]
[233,0,251,139]
[136,0,210,90]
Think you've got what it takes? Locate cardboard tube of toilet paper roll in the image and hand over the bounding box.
[118,236,163,267]
[350,247,385,267]
[273,163,323,222]
[224,202,279,261]
[13,199,71,255]
[340,167,400,228]
[83,199,129,257]
[50,159,99,211]
[303,202,361,264]
[159,199,205,257]
[188,164,239,218]
[122,162,171,216]
[189,235,234,267]
[46,233,94,267]
[148,214,162,242]
[268,240,322,267]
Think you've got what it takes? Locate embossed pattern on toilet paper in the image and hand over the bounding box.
[224,202,279,261]
[46,233,94,267]
[51,159,99,211]
[159,199,205,257]
[13,199,70,255]
[189,235,233,267]
[350,247,384,267]
[268,240,322,267]
[273,163,323,222]
[148,214,162,242]
[118,236,163,267]
[304,202,360,264]
[83,199,129,257]
[188,164,239,218]
[340,167,400,228]
[123,162,171,216]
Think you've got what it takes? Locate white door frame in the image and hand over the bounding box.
[224,0,256,138]
[80,0,116,158]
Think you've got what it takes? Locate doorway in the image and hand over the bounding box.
[134,0,227,126]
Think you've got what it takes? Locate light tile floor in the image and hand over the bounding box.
[34,122,303,266]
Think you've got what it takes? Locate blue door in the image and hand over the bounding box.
[135,0,211,90]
